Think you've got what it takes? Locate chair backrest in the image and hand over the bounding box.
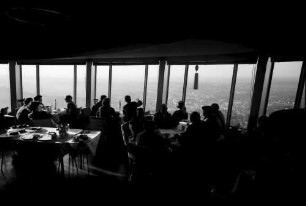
[33,118,54,127]
[121,122,131,145]
[88,117,106,131]
[82,107,91,118]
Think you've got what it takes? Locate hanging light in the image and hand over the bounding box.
[193,65,199,90]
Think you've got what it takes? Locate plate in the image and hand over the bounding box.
[39,134,52,141]
[7,128,25,133]
[21,133,42,140]
[26,127,42,132]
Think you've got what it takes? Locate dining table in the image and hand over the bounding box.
[157,121,189,149]
[0,126,101,176]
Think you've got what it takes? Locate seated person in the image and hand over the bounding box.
[202,105,222,142]
[0,107,10,130]
[123,95,143,122]
[97,98,116,119]
[172,101,188,125]
[134,120,170,178]
[16,97,33,125]
[34,95,46,111]
[153,104,175,129]
[59,95,79,127]
[28,101,57,126]
[91,95,106,116]
[128,108,145,141]
[211,103,226,133]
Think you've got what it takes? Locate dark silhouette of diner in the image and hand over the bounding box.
[59,95,79,127]
[91,95,106,116]
[172,101,188,125]
[16,97,33,125]
[153,104,175,129]
[122,95,143,122]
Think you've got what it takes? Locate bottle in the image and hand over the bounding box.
[119,100,121,112]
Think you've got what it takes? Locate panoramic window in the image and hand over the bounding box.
[76,65,86,108]
[22,65,36,100]
[145,65,159,113]
[231,64,256,128]
[96,66,109,101]
[266,61,302,116]
[111,65,145,111]
[0,64,11,111]
[167,65,185,113]
[40,65,74,109]
[185,65,233,119]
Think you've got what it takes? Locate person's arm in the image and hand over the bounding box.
[136,99,143,107]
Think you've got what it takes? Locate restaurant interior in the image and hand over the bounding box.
[0,1,306,203]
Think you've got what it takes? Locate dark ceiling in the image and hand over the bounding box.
[0,1,305,61]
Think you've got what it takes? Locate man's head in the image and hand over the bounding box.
[202,105,214,118]
[29,101,41,111]
[211,103,219,112]
[159,104,168,113]
[125,95,131,103]
[64,95,73,103]
[34,95,42,103]
[24,98,33,106]
[177,101,185,109]
[100,95,107,102]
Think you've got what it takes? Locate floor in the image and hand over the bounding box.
[0,151,130,200]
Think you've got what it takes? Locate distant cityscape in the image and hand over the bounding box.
[0,75,299,128]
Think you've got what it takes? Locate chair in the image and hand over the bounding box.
[81,107,91,129]
[121,122,131,145]
[88,117,106,131]
[82,107,91,118]
[33,118,56,127]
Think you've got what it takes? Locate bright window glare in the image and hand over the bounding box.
[266,61,302,115]
[145,65,159,113]
[168,65,185,113]
[96,66,109,100]
[76,65,86,107]
[231,64,256,128]
[185,65,233,119]
[40,65,74,109]
[111,65,145,111]
[22,65,36,99]
[0,64,11,111]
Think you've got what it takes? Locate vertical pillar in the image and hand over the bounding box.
[93,65,97,100]
[247,56,269,131]
[9,61,23,112]
[73,65,77,104]
[294,61,306,109]
[36,65,40,95]
[259,57,274,116]
[226,64,238,128]
[108,63,112,101]
[156,59,169,112]
[85,61,95,108]
[182,64,189,103]
[143,65,149,112]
